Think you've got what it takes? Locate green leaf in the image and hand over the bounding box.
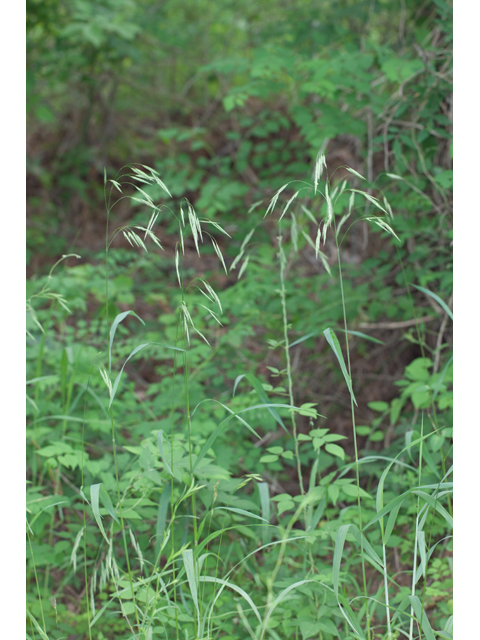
[157,430,173,476]
[109,343,149,409]
[300,620,322,639]
[323,328,357,406]
[381,58,423,83]
[182,549,200,619]
[26,610,49,640]
[37,442,73,457]
[413,285,453,321]
[325,443,345,459]
[289,330,321,348]
[390,397,404,425]
[408,595,436,640]
[90,599,113,628]
[384,498,405,545]
[341,483,372,500]
[336,594,367,639]
[267,446,284,455]
[368,401,389,412]
[155,482,171,560]
[90,484,110,544]
[99,484,120,524]
[333,524,350,597]
[404,357,432,382]
[258,483,270,520]
[213,507,268,522]
[277,499,295,515]
[417,530,427,579]
[306,497,326,532]
[323,433,347,442]
[192,400,269,472]
[318,618,338,635]
[262,580,317,635]
[108,310,145,371]
[411,490,453,528]
[233,373,289,433]
[336,328,384,344]
[199,576,261,624]
[109,342,183,409]
[328,484,340,505]
[260,454,279,463]
[349,524,383,570]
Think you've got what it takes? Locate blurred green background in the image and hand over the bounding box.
[27,0,452,267]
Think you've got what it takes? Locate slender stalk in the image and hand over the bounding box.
[44,356,76,599]
[334,219,371,639]
[265,501,306,603]
[178,249,200,635]
[182,324,200,636]
[80,370,94,640]
[104,176,139,631]
[27,527,47,635]
[109,409,140,629]
[104,178,112,348]
[277,231,304,495]
[409,417,424,640]
[169,312,183,640]
[382,543,392,638]
[208,492,235,639]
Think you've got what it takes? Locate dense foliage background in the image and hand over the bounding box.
[26,1,452,639]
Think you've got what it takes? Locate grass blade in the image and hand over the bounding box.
[336,328,384,345]
[408,595,436,640]
[333,524,350,597]
[155,482,171,561]
[258,482,271,543]
[261,580,316,637]
[413,285,453,321]
[233,373,289,433]
[182,549,200,620]
[26,610,49,640]
[411,490,453,528]
[108,311,145,371]
[323,328,357,406]
[212,506,268,523]
[99,484,120,524]
[200,575,261,624]
[157,430,173,476]
[109,342,184,409]
[90,483,110,544]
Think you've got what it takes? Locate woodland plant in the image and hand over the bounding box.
[26,157,452,640]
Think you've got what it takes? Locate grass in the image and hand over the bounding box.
[26,157,453,640]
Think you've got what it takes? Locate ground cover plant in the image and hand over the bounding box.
[27,153,452,639]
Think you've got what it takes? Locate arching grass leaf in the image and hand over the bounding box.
[323,328,357,406]
[413,285,453,321]
[108,311,145,371]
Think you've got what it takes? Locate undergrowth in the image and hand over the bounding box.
[26,156,453,640]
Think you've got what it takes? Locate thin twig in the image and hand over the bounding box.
[359,315,434,330]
